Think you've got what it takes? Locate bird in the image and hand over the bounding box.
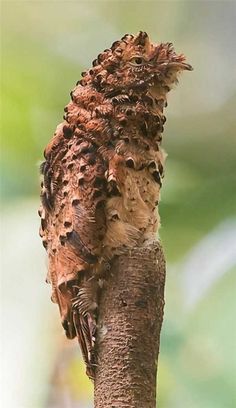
[39,31,192,379]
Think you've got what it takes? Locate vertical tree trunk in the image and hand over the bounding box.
[94,241,166,408]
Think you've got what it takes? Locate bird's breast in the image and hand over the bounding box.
[103,166,161,258]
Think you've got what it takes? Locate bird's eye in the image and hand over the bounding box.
[130,56,146,66]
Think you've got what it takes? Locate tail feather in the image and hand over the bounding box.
[73,311,96,380]
[54,277,98,379]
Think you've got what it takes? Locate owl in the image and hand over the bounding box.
[39,31,192,379]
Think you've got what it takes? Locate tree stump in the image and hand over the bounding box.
[94,241,166,408]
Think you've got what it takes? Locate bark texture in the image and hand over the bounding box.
[94,241,166,408]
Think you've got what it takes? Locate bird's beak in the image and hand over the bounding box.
[160,61,193,71]
[150,43,193,72]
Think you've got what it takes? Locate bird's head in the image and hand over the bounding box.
[81,31,192,95]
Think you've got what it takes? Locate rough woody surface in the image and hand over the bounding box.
[94,241,166,408]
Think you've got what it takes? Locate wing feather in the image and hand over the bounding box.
[39,123,108,375]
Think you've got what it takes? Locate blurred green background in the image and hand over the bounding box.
[1,1,236,407]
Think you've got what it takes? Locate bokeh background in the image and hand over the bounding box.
[1,1,236,407]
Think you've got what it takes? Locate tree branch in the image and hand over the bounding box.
[94,241,166,407]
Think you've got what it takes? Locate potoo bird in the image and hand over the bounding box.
[39,31,192,379]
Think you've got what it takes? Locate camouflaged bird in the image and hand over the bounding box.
[39,31,192,379]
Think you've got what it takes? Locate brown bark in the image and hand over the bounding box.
[94,241,166,408]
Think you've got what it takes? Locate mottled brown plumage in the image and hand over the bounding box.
[39,31,192,378]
